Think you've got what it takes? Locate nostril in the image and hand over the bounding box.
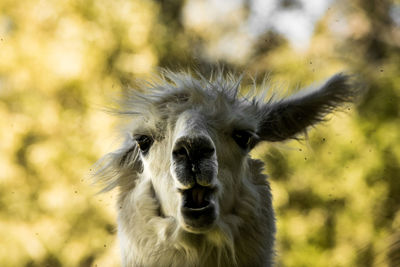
[173,144,190,160]
[201,147,215,157]
[174,147,187,156]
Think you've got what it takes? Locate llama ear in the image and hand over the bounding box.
[257,73,360,142]
[92,138,143,192]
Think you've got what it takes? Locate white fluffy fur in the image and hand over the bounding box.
[94,70,358,267]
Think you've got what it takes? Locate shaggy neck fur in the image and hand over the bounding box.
[117,158,275,267]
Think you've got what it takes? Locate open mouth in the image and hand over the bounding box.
[182,184,214,209]
[179,185,217,231]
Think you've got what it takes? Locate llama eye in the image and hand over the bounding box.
[232,130,253,150]
[134,135,153,154]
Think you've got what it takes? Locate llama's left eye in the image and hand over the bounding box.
[134,135,153,154]
[232,130,254,150]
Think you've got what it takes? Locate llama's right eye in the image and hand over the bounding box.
[134,135,153,154]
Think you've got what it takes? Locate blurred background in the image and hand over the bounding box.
[0,0,399,266]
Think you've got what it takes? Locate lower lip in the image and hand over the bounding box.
[180,201,217,231]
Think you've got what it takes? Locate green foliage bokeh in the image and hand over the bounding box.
[0,0,399,266]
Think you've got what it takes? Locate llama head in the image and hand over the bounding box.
[95,71,359,235]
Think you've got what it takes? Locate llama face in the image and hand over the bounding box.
[133,95,260,233]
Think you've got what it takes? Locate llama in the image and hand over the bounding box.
[94,70,359,267]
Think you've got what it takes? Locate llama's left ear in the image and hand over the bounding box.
[257,73,361,142]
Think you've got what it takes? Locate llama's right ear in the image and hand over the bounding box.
[92,138,143,192]
[257,74,359,142]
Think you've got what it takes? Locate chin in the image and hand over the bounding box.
[179,204,218,234]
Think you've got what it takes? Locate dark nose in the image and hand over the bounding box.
[172,136,217,187]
